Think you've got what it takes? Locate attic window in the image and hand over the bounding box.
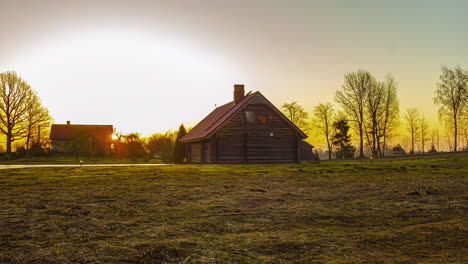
[244,111,256,124]
[243,111,270,126]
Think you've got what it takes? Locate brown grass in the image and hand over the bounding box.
[0,158,467,263]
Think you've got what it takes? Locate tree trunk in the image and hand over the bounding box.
[327,141,332,159]
[6,132,12,154]
[377,136,382,157]
[382,128,387,157]
[341,143,344,159]
[372,117,377,156]
[26,126,32,160]
[359,122,364,157]
[454,117,457,152]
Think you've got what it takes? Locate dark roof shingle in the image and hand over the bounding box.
[179,92,256,142]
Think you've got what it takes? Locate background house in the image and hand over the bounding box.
[49,121,113,155]
[179,84,314,163]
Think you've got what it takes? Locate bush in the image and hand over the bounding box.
[16,146,26,158]
[392,144,406,155]
[30,143,47,156]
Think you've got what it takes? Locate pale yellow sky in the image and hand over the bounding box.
[1,0,467,144]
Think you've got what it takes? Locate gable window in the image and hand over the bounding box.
[244,111,256,124]
[243,111,271,126]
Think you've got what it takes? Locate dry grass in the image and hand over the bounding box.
[0,157,467,263]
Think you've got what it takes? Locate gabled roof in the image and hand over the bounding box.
[179,91,307,142]
[50,124,113,140]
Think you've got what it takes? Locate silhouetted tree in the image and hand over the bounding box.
[364,80,385,156]
[281,101,309,132]
[332,119,355,159]
[460,113,468,150]
[0,71,34,153]
[433,65,468,151]
[173,124,187,163]
[430,128,440,152]
[123,133,147,160]
[403,108,420,154]
[420,115,430,153]
[313,103,335,159]
[24,93,52,159]
[147,131,175,163]
[335,70,375,157]
[380,74,400,156]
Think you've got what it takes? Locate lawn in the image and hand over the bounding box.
[0,157,467,263]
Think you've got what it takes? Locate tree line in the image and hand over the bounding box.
[111,124,188,163]
[1,66,466,160]
[0,70,191,162]
[281,66,468,159]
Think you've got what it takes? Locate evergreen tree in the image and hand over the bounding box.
[332,119,356,159]
[173,124,187,163]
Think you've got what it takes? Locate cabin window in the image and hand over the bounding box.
[244,111,256,124]
[243,111,270,126]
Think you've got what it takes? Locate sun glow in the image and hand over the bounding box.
[7,25,240,135]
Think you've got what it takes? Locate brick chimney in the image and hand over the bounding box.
[66,120,71,126]
[233,84,245,104]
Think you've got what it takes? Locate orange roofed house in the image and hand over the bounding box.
[179,84,314,163]
[49,121,113,155]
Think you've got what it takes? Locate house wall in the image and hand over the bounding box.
[212,103,299,163]
[50,138,111,155]
[185,93,304,163]
[51,140,75,153]
[190,142,202,163]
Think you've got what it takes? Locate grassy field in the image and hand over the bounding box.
[0,157,467,263]
[0,155,163,165]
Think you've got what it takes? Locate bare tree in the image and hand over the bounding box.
[420,115,430,153]
[433,66,468,151]
[380,74,400,155]
[335,70,375,157]
[364,81,385,156]
[444,126,453,151]
[281,101,310,132]
[313,103,335,159]
[430,128,440,152]
[0,71,33,153]
[403,108,420,154]
[24,93,52,159]
[459,110,468,150]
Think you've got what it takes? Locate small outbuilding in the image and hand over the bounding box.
[179,84,314,163]
[49,121,113,155]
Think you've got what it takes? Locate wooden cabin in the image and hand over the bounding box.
[179,84,314,163]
